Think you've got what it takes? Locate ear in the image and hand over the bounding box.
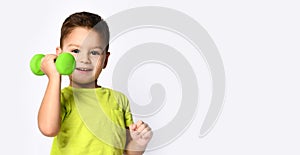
[103,52,110,69]
[56,46,62,55]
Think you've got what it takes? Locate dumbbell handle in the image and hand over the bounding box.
[30,53,76,76]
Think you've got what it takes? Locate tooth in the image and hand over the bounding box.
[79,68,88,71]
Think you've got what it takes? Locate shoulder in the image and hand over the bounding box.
[111,89,127,99]
[60,87,73,101]
[103,87,130,106]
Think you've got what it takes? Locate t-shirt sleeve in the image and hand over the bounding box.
[123,96,134,128]
[60,91,71,122]
[113,90,134,128]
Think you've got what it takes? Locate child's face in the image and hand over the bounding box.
[59,27,110,88]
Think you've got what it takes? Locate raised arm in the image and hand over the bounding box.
[125,120,153,155]
[37,54,61,137]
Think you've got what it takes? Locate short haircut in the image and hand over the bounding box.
[60,11,110,52]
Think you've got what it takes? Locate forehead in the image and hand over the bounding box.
[63,27,105,48]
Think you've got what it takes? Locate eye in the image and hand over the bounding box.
[90,50,101,55]
[71,49,80,53]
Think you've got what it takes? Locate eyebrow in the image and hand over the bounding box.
[66,44,80,48]
[66,44,104,50]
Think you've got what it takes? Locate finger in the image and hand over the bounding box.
[50,54,58,61]
[139,126,151,137]
[45,54,57,59]
[129,124,137,131]
[41,55,56,67]
[137,123,148,132]
[141,130,153,140]
[136,120,144,128]
[42,54,57,64]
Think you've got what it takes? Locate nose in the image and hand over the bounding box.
[77,52,91,64]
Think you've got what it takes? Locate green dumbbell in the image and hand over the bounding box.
[30,52,76,76]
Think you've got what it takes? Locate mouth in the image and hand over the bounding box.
[75,67,93,72]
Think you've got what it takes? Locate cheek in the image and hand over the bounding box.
[93,60,103,77]
[71,53,79,61]
[93,57,104,67]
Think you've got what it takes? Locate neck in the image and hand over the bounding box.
[69,80,101,89]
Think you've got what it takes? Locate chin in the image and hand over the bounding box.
[70,78,95,86]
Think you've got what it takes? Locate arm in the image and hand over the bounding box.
[37,54,61,137]
[125,120,153,155]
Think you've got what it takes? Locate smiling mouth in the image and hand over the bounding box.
[76,68,93,71]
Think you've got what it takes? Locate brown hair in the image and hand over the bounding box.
[60,11,110,52]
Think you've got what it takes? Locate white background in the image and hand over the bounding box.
[0,0,299,154]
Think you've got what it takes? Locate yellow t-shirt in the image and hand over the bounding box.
[50,86,134,155]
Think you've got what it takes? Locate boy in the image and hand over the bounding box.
[37,11,152,155]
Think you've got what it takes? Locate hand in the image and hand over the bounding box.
[129,120,153,148]
[40,54,59,78]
